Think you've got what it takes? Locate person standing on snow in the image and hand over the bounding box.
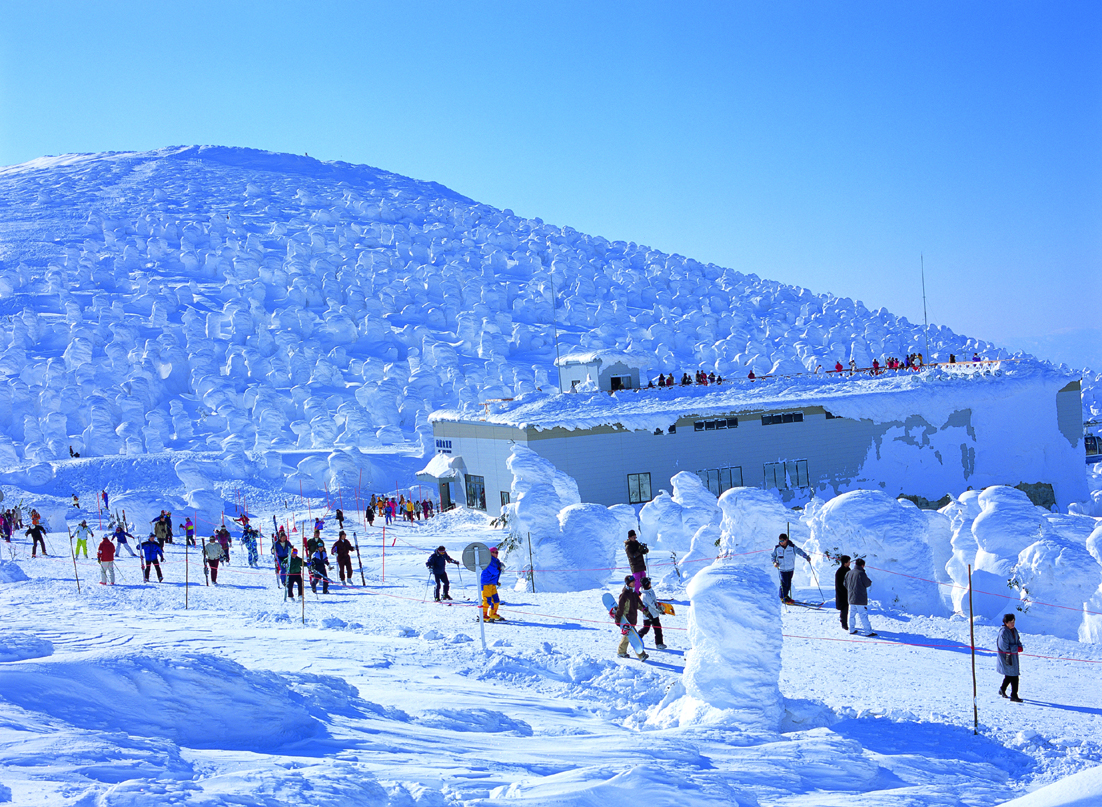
[480,546,505,621]
[203,534,226,584]
[26,522,49,558]
[179,516,196,546]
[273,531,291,586]
[844,558,876,636]
[240,525,260,568]
[997,613,1025,702]
[834,555,852,631]
[637,576,666,649]
[74,520,93,559]
[286,548,305,600]
[426,545,459,601]
[215,525,232,565]
[140,534,165,582]
[97,534,116,585]
[624,529,648,593]
[332,531,354,584]
[309,541,330,594]
[113,523,138,558]
[614,575,649,661]
[771,533,810,604]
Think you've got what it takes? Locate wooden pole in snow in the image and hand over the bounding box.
[968,564,979,735]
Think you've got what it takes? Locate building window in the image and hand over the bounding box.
[694,417,737,432]
[697,466,743,496]
[466,475,486,510]
[825,411,842,420]
[610,375,632,391]
[627,473,652,504]
[764,460,809,490]
[435,439,453,454]
[1087,435,1100,458]
[500,491,511,507]
[761,412,804,426]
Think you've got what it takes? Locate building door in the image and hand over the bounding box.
[440,481,452,511]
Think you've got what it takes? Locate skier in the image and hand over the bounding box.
[97,534,116,585]
[71,493,80,508]
[365,503,375,527]
[426,545,459,601]
[335,508,344,530]
[139,534,165,582]
[309,541,330,594]
[240,525,260,568]
[614,575,648,661]
[113,523,138,558]
[624,529,648,593]
[997,613,1025,702]
[203,535,226,584]
[332,530,354,584]
[215,525,232,565]
[272,532,292,587]
[637,576,666,649]
[101,490,109,511]
[286,548,305,600]
[480,546,505,621]
[74,520,93,559]
[179,516,196,546]
[26,522,49,558]
[834,555,852,631]
[152,512,169,547]
[844,558,876,637]
[771,533,810,604]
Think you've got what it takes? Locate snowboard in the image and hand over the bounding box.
[658,602,676,616]
[602,592,645,655]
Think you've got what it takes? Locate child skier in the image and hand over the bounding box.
[480,546,505,621]
[309,541,330,594]
[637,577,666,649]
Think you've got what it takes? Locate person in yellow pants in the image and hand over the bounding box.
[480,546,505,621]
[74,520,93,558]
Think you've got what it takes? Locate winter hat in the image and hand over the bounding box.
[624,574,634,585]
[489,547,499,555]
[437,545,446,552]
[627,529,637,538]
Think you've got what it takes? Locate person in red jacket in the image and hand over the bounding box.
[97,536,116,585]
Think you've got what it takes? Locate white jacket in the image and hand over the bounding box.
[639,588,660,619]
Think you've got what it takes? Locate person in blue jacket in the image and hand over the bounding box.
[480,546,506,621]
[140,534,165,582]
[113,523,138,557]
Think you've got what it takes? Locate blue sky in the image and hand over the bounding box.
[1,1,1099,368]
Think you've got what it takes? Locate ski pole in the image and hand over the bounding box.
[807,558,825,602]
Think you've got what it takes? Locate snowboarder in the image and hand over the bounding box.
[834,555,852,631]
[286,548,304,600]
[844,558,876,636]
[624,529,648,593]
[637,576,666,649]
[332,531,354,583]
[74,520,93,559]
[26,522,49,557]
[771,533,810,604]
[426,545,459,601]
[97,534,116,585]
[140,534,165,582]
[481,546,505,621]
[615,575,649,660]
[309,541,330,594]
[997,613,1024,702]
[204,535,226,584]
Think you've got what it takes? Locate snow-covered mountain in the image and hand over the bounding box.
[7,145,1093,501]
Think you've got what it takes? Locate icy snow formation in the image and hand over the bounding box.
[652,559,783,731]
[803,490,950,616]
[502,445,632,592]
[638,471,721,555]
[1,146,1082,504]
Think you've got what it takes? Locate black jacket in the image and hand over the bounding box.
[625,538,648,573]
[426,551,456,574]
[834,565,849,610]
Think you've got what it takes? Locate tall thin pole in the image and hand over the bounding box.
[921,254,930,360]
[185,529,189,609]
[67,527,81,594]
[549,269,563,393]
[527,532,536,593]
[968,564,978,735]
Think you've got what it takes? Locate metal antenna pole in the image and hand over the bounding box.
[921,254,930,360]
[549,269,563,393]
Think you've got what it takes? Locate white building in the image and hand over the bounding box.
[421,359,1087,513]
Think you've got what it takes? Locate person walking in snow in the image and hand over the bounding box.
[365,503,375,527]
[624,529,648,593]
[215,525,232,565]
[844,558,876,636]
[771,533,810,604]
[203,534,226,584]
[113,523,138,557]
[26,522,49,558]
[140,534,165,582]
[637,576,666,649]
[332,531,354,584]
[834,555,852,631]
[101,490,109,511]
[97,534,116,585]
[309,541,330,594]
[272,532,291,586]
[335,508,345,530]
[74,520,93,559]
[481,546,506,621]
[614,575,649,661]
[997,613,1025,702]
[241,525,260,568]
[286,548,305,600]
[179,516,196,546]
[426,545,459,601]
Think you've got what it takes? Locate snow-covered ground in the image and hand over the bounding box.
[0,494,1100,807]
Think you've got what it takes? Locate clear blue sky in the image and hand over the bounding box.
[2,1,1100,368]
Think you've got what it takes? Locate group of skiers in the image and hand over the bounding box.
[366,494,437,525]
[269,520,361,600]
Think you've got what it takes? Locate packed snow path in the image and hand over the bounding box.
[1,510,1099,806]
